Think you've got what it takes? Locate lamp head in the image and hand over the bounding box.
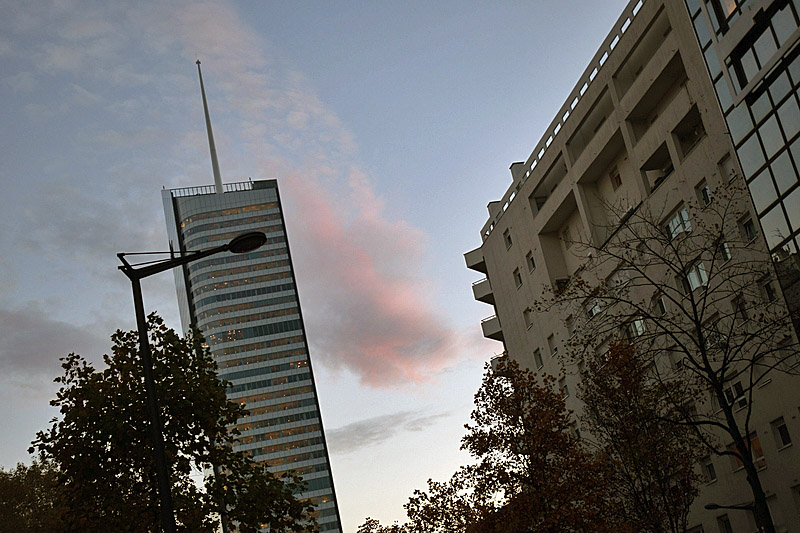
[228,231,267,254]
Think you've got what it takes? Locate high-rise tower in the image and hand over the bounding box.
[162,180,342,532]
[162,61,342,532]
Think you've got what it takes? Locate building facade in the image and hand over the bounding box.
[466,0,800,531]
[163,179,342,532]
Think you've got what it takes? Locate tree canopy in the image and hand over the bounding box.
[29,313,316,532]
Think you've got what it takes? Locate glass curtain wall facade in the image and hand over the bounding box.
[686,0,800,322]
[162,179,341,532]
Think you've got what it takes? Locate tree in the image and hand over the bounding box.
[0,460,64,532]
[460,359,622,533]
[545,181,800,533]
[30,313,316,532]
[359,359,625,532]
[580,340,700,532]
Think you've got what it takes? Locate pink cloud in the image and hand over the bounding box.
[280,168,464,387]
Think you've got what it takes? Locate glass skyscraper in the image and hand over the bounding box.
[162,179,342,532]
[685,0,800,325]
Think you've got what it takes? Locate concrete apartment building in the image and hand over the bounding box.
[466,0,800,531]
[163,180,342,532]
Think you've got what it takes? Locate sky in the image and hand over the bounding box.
[0,0,629,529]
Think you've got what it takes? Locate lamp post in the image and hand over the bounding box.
[118,231,267,533]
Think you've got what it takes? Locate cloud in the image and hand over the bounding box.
[327,410,451,455]
[0,305,110,396]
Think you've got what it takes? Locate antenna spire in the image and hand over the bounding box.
[196,60,224,194]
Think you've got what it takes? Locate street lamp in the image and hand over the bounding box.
[118,231,267,533]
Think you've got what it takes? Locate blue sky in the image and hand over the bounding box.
[0,0,629,529]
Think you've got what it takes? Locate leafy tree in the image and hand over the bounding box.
[580,341,700,532]
[0,460,64,532]
[545,181,800,533]
[30,313,316,532]
[460,359,622,533]
[358,359,624,532]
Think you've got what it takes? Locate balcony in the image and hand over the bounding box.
[481,315,504,342]
[465,247,487,273]
[472,277,494,304]
[490,351,509,373]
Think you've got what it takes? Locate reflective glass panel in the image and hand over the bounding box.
[784,187,800,231]
[771,150,796,194]
[716,76,733,112]
[738,132,766,177]
[761,204,790,249]
[727,103,753,144]
[777,95,800,141]
[754,30,778,68]
[759,115,784,158]
[769,72,792,103]
[772,3,798,46]
[751,90,772,122]
[749,168,777,213]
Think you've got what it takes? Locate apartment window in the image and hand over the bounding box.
[586,300,602,319]
[771,417,792,449]
[504,229,513,249]
[547,334,558,356]
[716,514,733,533]
[526,251,536,272]
[702,457,718,483]
[696,180,712,206]
[752,435,766,469]
[763,280,777,302]
[734,297,748,322]
[610,166,622,190]
[665,206,692,239]
[724,381,747,409]
[559,377,570,398]
[680,262,709,293]
[566,315,576,338]
[523,308,533,329]
[717,241,731,262]
[653,294,667,316]
[740,217,757,241]
[513,268,523,289]
[533,348,543,369]
[629,317,646,338]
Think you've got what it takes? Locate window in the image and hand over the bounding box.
[513,268,523,289]
[740,217,757,241]
[724,381,747,409]
[734,297,748,321]
[717,241,731,262]
[716,514,733,533]
[751,435,766,469]
[523,308,533,329]
[763,280,777,302]
[694,180,711,207]
[610,166,622,190]
[526,251,536,272]
[653,295,667,316]
[586,300,602,319]
[533,349,543,369]
[771,417,792,449]
[680,262,709,293]
[559,377,570,397]
[665,207,692,239]
[566,315,576,338]
[547,334,558,355]
[504,229,513,249]
[702,457,718,483]
[629,317,646,338]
